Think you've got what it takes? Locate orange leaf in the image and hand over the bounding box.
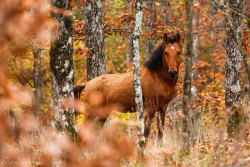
[70,0,75,6]
[82,0,86,4]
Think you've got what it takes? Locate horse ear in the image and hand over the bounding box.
[176,32,181,43]
[163,33,168,44]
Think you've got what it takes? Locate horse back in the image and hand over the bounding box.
[83,72,135,112]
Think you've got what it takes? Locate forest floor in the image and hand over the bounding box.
[115,117,250,167]
[0,110,249,167]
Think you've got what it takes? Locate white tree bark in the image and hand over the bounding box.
[50,0,77,141]
[84,0,106,81]
[132,0,144,149]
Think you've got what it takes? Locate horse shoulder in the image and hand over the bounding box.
[140,67,177,106]
[140,67,159,100]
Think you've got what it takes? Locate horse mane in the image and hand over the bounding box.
[144,43,165,71]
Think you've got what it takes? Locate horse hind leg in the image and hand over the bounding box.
[83,105,110,128]
[95,105,112,127]
[98,116,109,127]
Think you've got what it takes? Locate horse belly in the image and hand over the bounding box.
[105,85,135,112]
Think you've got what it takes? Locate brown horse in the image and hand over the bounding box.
[74,32,181,140]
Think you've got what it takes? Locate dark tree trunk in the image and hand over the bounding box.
[50,0,76,141]
[181,0,193,153]
[125,0,133,71]
[191,0,203,143]
[33,49,42,118]
[84,0,106,81]
[144,0,155,61]
[225,0,244,137]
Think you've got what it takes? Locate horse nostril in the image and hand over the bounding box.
[168,71,177,78]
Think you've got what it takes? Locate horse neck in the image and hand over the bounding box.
[158,64,178,87]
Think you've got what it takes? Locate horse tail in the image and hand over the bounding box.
[74,84,86,115]
[73,84,86,100]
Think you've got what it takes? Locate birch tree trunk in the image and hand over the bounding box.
[225,0,243,137]
[181,0,193,153]
[144,0,155,61]
[84,0,106,81]
[50,0,77,141]
[132,0,144,151]
[33,49,42,118]
[125,0,133,71]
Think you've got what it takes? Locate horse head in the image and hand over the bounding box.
[163,32,181,79]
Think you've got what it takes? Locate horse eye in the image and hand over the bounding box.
[165,52,168,56]
[177,52,181,55]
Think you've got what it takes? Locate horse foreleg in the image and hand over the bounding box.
[144,108,155,138]
[157,108,166,143]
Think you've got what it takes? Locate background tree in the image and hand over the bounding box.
[181,0,193,153]
[144,0,155,61]
[33,49,42,117]
[210,0,217,84]
[160,0,171,22]
[125,0,133,71]
[84,0,106,81]
[224,0,244,137]
[193,0,199,64]
[191,0,203,142]
[50,0,76,141]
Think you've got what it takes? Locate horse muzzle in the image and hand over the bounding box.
[168,71,177,78]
